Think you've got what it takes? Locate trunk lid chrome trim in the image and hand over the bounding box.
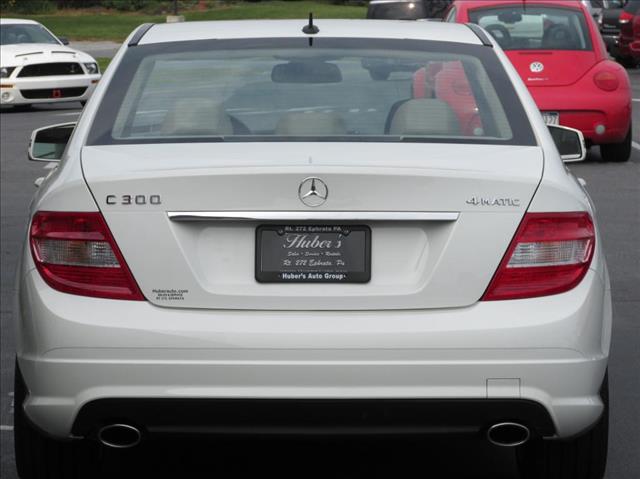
[168,211,460,222]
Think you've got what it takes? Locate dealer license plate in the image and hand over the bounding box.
[255,225,371,283]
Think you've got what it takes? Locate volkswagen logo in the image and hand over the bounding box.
[298,177,328,207]
[530,62,544,73]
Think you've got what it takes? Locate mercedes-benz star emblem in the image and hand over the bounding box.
[298,177,328,207]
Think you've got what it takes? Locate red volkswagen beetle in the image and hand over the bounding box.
[445,0,632,162]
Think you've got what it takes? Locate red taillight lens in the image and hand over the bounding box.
[30,211,144,300]
[594,71,620,92]
[620,11,634,32]
[482,213,595,301]
[620,11,633,23]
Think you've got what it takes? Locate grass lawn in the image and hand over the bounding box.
[10,1,367,42]
[96,57,112,73]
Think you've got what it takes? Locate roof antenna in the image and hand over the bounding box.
[302,13,320,35]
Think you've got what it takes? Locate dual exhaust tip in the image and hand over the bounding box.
[97,421,530,449]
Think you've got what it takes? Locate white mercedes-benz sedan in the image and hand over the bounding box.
[15,19,611,479]
[0,19,101,108]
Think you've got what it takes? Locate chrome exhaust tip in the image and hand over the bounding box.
[487,422,530,447]
[98,423,142,449]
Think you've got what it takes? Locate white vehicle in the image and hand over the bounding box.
[0,19,101,108]
[15,19,611,479]
[581,0,603,19]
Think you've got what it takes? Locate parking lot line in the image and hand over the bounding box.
[0,425,13,431]
[633,142,640,151]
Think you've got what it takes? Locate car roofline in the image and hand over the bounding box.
[0,18,40,25]
[465,23,493,47]
[456,0,586,12]
[134,19,483,46]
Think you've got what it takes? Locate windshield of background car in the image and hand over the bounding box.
[468,6,593,51]
[623,0,640,14]
[87,38,536,146]
[367,2,428,19]
[601,1,625,8]
[0,24,59,45]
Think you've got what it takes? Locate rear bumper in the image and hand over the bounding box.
[619,37,632,57]
[70,396,556,438]
[17,267,611,440]
[530,84,631,144]
[0,74,100,105]
[601,33,619,54]
[630,41,640,60]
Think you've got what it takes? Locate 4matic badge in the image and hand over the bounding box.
[466,197,521,207]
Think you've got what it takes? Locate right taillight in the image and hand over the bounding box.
[620,10,633,24]
[594,71,619,92]
[482,212,595,301]
[30,211,144,301]
[620,11,634,32]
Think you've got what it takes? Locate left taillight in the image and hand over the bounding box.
[482,212,595,301]
[30,211,144,300]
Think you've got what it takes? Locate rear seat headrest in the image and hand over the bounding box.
[388,99,461,137]
[275,111,347,136]
[161,99,234,136]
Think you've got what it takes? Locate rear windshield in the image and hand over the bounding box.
[468,6,593,51]
[87,38,535,146]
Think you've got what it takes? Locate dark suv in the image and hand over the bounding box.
[366,0,452,20]
[596,0,628,57]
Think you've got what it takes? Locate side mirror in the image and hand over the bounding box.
[58,36,70,45]
[28,122,76,162]
[547,125,587,162]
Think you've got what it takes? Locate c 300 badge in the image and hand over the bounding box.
[106,194,161,205]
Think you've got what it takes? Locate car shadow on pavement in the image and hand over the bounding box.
[85,436,519,479]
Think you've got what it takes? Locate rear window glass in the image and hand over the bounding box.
[88,38,535,146]
[469,6,593,51]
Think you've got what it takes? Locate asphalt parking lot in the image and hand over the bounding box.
[1,71,638,479]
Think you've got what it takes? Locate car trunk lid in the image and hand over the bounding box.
[506,50,597,87]
[82,142,543,310]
